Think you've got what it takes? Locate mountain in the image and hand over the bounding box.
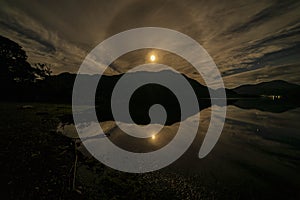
[3,69,300,118]
[36,70,229,125]
[37,70,235,103]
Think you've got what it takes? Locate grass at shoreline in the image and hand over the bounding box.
[0,102,76,199]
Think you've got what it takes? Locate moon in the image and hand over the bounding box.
[150,55,156,62]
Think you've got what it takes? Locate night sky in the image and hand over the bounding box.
[1,0,299,88]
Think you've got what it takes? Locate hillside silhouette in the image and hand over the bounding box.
[1,35,300,122]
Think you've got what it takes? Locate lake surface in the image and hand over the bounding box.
[58,104,300,199]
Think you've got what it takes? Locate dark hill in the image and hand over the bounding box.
[37,70,233,103]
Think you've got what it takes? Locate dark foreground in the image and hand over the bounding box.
[1,102,299,200]
[0,103,215,199]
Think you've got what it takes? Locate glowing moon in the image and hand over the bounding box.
[150,55,156,62]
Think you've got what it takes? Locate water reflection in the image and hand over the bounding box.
[151,134,156,140]
[173,106,300,198]
[57,104,300,197]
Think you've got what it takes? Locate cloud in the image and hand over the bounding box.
[0,2,88,74]
[0,0,299,87]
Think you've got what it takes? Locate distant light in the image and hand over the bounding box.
[151,135,156,140]
[150,55,156,62]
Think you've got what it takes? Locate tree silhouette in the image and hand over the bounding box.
[0,35,51,84]
[0,35,35,83]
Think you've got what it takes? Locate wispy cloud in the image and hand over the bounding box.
[0,0,299,87]
[0,3,87,73]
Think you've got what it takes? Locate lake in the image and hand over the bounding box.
[58,103,300,199]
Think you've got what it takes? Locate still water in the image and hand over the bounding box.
[57,105,300,199]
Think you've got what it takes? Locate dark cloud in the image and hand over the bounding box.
[0,20,56,53]
[0,0,299,87]
[225,1,298,34]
